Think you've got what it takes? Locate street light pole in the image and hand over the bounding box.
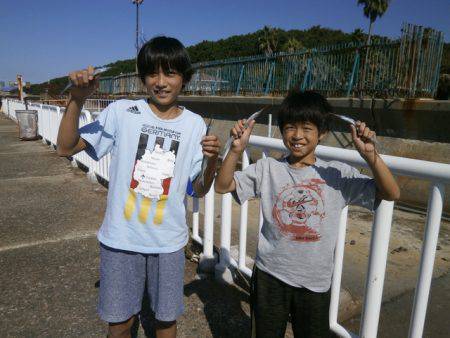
[132,0,144,73]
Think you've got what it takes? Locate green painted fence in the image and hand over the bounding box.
[98,23,444,98]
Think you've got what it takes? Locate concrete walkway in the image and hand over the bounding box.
[0,115,251,337]
[1,113,448,337]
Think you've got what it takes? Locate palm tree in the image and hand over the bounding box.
[258,26,279,56]
[357,0,390,95]
[357,0,390,45]
[282,37,303,53]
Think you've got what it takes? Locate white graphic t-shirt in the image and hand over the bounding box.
[234,157,376,292]
[79,99,206,253]
[133,144,176,199]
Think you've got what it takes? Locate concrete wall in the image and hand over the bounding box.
[178,96,450,214]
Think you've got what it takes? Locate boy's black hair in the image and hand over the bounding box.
[277,90,332,134]
[137,36,194,84]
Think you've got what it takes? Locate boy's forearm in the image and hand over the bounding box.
[367,154,400,201]
[215,151,241,193]
[56,97,84,156]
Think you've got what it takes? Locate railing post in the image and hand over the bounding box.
[41,103,48,144]
[191,197,201,243]
[264,61,275,95]
[238,150,250,271]
[215,191,234,283]
[430,32,444,97]
[267,113,273,138]
[411,26,424,98]
[359,200,394,338]
[346,50,360,97]
[235,64,245,96]
[52,106,61,146]
[198,184,217,272]
[408,183,445,338]
[329,206,355,338]
[212,68,220,95]
[80,110,97,183]
[301,58,312,91]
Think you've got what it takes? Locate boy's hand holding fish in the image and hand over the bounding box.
[201,134,220,160]
[350,120,378,163]
[230,118,256,154]
[331,113,382,151]
[66,65,99,100]
[194,120,220,196]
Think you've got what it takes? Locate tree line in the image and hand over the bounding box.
[28,0,449,98]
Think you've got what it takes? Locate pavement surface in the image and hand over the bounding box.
[1,113,449,337]
[0,115,252,337]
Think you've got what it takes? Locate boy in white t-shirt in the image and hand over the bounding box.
[57,36,220,338]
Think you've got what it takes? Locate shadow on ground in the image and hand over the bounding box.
[127,266,251,338]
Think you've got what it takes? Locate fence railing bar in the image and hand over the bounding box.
[408,183,445,338]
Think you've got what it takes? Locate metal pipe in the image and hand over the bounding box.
[408,183,445,338]
[219,193,233,267]
[346,51,360,97]
[359,200,394,338]
[192,197,200,240]
[267,113,272,137]
[248,135,450,183]
[329,206,349,329]
[330,323,358,338]
[236,65,245,96]
[228,257,252,278]
[203,184,215,258]
[238,150,250,269]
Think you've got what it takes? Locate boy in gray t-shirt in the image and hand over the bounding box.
[215,90,400,338]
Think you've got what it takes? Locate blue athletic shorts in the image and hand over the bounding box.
[98,243,185,323]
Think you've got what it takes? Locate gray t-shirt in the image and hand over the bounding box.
[234,157,376,292]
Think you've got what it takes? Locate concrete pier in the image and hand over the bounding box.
[1,110,449,337]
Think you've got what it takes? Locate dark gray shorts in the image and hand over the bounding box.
[98,243,185,323]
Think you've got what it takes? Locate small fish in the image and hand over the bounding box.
[199,118,214,186]
[331,113,381,148]
[245,108,266,126]
[60,67,108,95]
[223,106,269,154]
[331,113,357,125]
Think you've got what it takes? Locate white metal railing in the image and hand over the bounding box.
[83,99,114,112]
[2,98,25,121]
[2,98,449,338]
[1,98,112,182]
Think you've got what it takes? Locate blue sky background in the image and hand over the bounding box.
[1,0,448,84]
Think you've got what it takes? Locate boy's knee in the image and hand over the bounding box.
[107,316,135,338]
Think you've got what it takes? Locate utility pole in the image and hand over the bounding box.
[132,0,144,73]
[16,74,23,101]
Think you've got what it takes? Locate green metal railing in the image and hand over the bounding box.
[98,23,444,98]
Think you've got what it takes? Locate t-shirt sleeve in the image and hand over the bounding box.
[79,103,117,161]
[340,165,377,211]
[233,160,263,204]
[189,120,207,182]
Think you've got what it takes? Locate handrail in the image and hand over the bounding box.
[249,135,450,183]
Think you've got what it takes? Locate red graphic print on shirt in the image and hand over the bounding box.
[272,179,326,242]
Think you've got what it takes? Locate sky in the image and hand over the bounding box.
[1,0,448,84]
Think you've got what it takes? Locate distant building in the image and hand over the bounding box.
[0,81,5,89]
